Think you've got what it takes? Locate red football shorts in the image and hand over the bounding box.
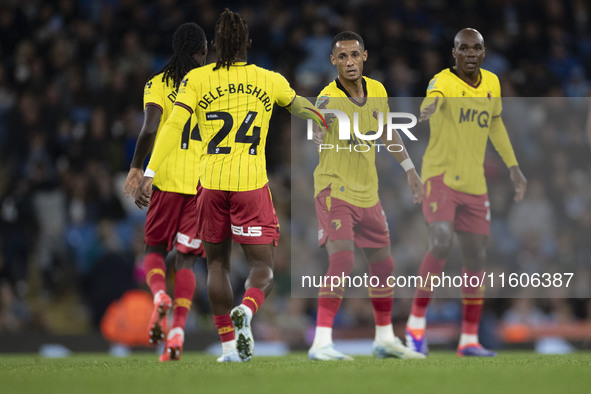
[315,186,390,248]
[196,184,280,245]
[422,173,490,235]
[144,189,204,256]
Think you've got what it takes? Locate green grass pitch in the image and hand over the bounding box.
[1,351,591,394]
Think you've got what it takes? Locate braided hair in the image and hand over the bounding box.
[159,22,206,90]
[213,8,248,71]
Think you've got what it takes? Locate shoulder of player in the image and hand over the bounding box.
[319,80,345,98]
[362,76,388,97]
[145,72,164,88]
[240,65,296,92]
[424,69,450,96]
[185,64,214,80]
[480,68,501,87]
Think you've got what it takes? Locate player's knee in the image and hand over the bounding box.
[429,229,453,258]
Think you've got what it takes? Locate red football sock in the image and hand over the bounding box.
[172,268,196,330]
[214,314,235,342]
[242,287,265,315]
[317,250,355,327]
[144,252,166,296]
[410,252,446,317]
[461,268,485,335]
[368,256,394,326]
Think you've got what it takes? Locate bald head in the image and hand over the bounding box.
[452,28,485,82]
[454,28,484,49]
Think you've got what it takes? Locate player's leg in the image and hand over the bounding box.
[309,239,356,361]
[144,243,172,344]
[227,184,279,361]
[205,238,241,361]
[143,190,183,346]
[309,190,356,360]
[406,175,456,354]
[159,251,196,362]
[454,192,495,356]
[456,231,495,356]
[195,187,239,362]
[230,243,274,361]
[357,202,424,359]
[161,195,204,361]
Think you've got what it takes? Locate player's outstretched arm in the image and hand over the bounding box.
[418,96,439,123]
[287,95,329,131]
[509,166,527,202]
[124,105,162,198]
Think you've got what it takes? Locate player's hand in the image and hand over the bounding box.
[134,176,153,209]
[509,166,527,202]
[418,96,439,123]
[123,168,143,198]
[312,121,325,147]
[406,169,423,204]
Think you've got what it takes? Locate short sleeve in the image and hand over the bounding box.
[493,75,502,116]
[426,77,444,98]
[175,70,199,113]
[272,71,296,108]
[143,76,165,111]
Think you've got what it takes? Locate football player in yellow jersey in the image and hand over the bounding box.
[405,28,527,357]
[123,23,207,362]
[308,31,425,361]
[137,9,327,362]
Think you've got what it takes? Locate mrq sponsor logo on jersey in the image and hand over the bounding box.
[306,109,418,152]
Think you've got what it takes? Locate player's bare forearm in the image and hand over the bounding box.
[509,166,527,202]
[377,127,422,203]
[379,127,409,163]
[125,105,161,198]
[130,132,157,169]
[134,176,153,210]
[131,105,162,168]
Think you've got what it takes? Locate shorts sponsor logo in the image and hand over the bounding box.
[231,224,262,237]
[176,233,202,249]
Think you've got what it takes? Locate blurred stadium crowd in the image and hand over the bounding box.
[0,0,590,350]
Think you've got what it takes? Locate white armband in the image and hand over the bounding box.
[144,168,156,178]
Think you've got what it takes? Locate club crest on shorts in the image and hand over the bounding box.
[332,219,342,231]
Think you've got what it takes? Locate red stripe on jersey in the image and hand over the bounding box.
[174,102,194,114]
[145,102,163,111]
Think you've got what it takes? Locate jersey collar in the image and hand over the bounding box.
[449,67,482,88]
[335,77,368,107]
